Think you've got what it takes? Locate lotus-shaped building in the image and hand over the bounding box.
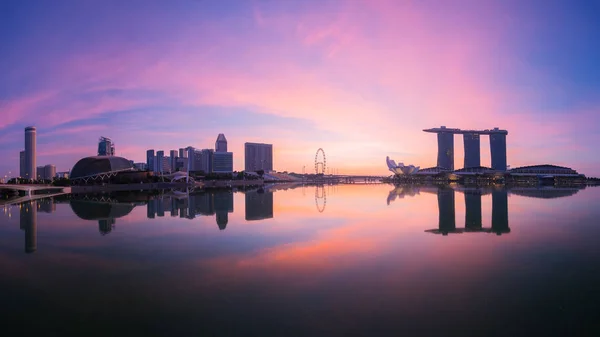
[386,156,420,175]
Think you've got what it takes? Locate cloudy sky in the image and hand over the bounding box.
[1,0,599,176]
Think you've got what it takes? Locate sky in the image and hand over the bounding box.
[1,0,599,176]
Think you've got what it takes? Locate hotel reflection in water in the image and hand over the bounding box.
[426,187,510,235]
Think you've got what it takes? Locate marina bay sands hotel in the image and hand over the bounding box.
[423,126,508,171]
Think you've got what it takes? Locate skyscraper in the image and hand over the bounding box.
[24,126,36,180]
[213,152,233,173]
[19,151,25,178]
[98,136,115,156]
[215,133,228,152]
[214,134,233,173]
[156,151,165,173]
[436,129,454,171]
[200,149,214,173]
[490,129,507,171]
[179,148,187,158]
[245,142,273,172]
[44,165,56,180]
[146,150,155,172]
[463,133,480,168]
[170,150,178,172]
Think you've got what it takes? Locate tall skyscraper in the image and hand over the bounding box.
[156,151,165,173]
[187,147,198,171]
[215,133,228,152]
[214,134,233,173]
[19,151,25,178]
[436,129,454,170]
[169,150,178,172]
[179,148,187,158]
[463,133,480,168]
[245,142,273,172]
[146,150,155,172]
[490,129,507,171]
[24,126,36,180]
[200,149,214,173]
[97,136,115,156]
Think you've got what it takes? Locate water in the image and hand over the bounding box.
[1,184,599,336]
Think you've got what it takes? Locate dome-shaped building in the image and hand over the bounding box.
[70,156,135,183]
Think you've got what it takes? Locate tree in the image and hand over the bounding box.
[256,169,264,177]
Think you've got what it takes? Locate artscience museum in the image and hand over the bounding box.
[386,157,420,175]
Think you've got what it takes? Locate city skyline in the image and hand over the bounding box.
[1,1,599,176]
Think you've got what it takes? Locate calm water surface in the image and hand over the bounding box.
[1,184,599,336]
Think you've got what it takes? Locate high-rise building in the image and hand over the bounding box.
[44,165,56,180]
[463,133,480,168]
[19,151,26,178]
[146,150,155,172]
[24,126,36,180]
[37,165,56,180]
[244,142,273,172]
[187,147,199,171]
[156,151,164,173]
[200,149,214,174]
[186,147,215,173]
[98,136,115,156]
[215,133,228,152]
[214,134,232,173]
[170,150,178,172]
[213,152,233,173]
[179,148,187,158]
[162,156,171,173]
[436,128,454,170]
[490,129,507,171]
[176,157,188,172]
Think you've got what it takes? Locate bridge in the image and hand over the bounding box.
[0,185,71,205]
[305,175,386,184]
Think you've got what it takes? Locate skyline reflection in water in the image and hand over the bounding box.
[0,184,598,336]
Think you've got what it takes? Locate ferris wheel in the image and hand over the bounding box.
[315,148,326,174]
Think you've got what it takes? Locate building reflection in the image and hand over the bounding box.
[37,198,56,213]
[70,199,136,235]
[20,200,37,253]
[245,188,274,221]
[425,187,510,235]
[147,190,234,230]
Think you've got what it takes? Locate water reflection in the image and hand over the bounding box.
[315,185,326,213]
[20,201,37,253]
[1,184,599,336]
[147,190,235,229]
[423,187,511,235]
[70,199,136,235]
[245,188,274,221]
[6,185,588,255]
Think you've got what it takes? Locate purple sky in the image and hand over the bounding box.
[1,0,599,176]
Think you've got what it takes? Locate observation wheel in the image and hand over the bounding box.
[315,148,326,175]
